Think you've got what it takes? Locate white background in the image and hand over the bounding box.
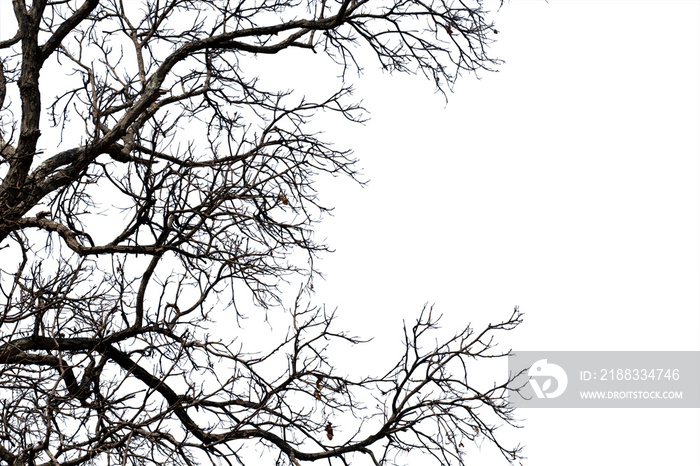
[2,0,698,464]
[309,0,700,464]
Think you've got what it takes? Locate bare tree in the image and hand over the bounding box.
[0,0,523,465]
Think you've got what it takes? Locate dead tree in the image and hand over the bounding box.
[0,0,522,464]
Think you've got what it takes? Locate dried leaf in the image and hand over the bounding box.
[325,422,333,440]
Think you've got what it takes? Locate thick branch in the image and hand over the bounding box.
[16,214,168,256]
[40,0,100,61]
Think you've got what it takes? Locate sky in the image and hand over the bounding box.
[1,0,698,464]
[308,0,700,464]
